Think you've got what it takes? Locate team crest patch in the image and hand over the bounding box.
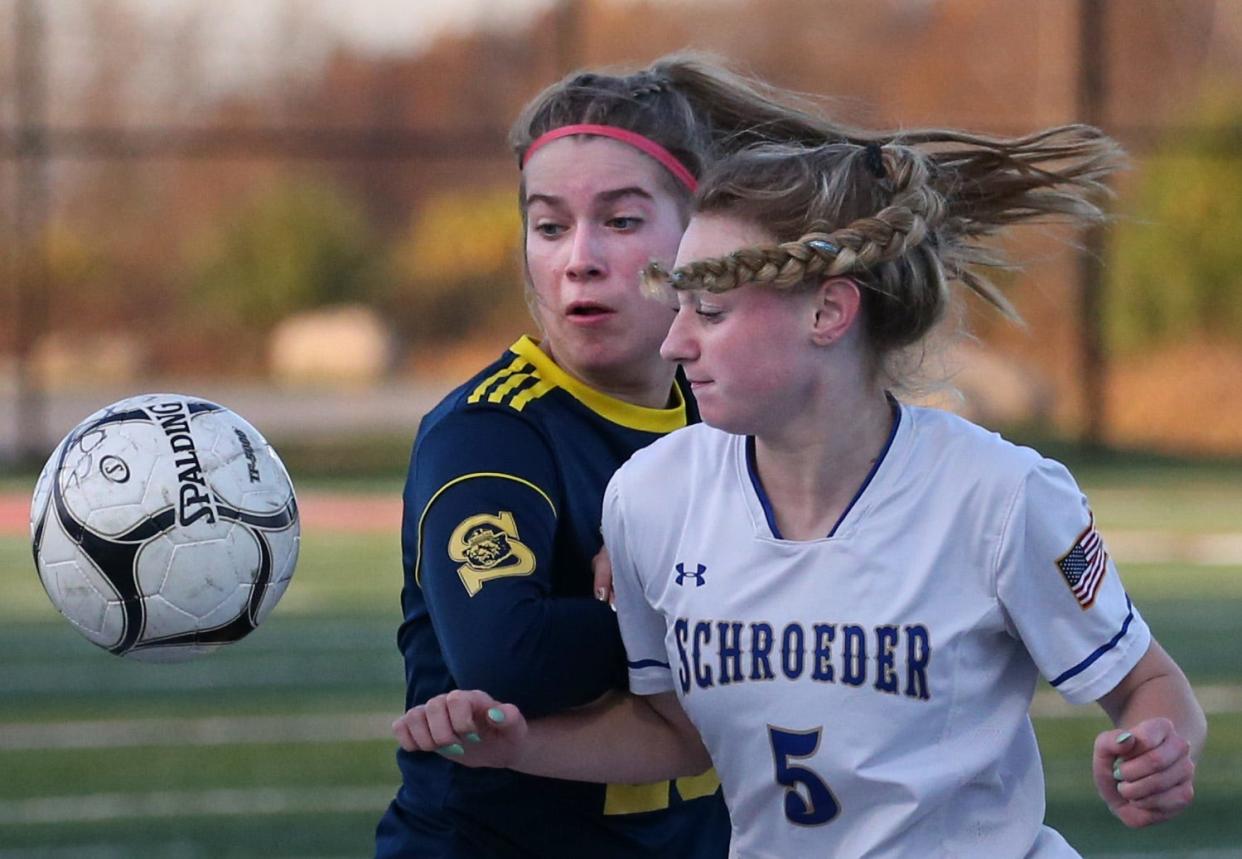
[449,511,536,596]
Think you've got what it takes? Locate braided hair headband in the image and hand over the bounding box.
[640,235,845,297]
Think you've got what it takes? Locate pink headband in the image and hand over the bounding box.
[521,124,698,192]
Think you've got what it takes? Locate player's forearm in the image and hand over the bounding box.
[1101,642,1207,760]
[512,691,711,783]
[1114,677,1206,761]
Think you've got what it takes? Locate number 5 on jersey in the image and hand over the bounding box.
[769,726,840,826]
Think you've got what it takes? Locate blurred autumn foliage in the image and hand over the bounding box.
[1108,89,1242,353]
[186,179,382,326]
[385,188,526,345]
[2,0,1241,451]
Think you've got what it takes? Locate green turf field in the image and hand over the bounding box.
[1,465,1239,858]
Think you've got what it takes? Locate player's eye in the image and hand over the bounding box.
[607,216,642,231]
[695,306,725,321]
[533,222,566,238]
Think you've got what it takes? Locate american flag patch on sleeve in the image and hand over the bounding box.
[1056,513,1109,609]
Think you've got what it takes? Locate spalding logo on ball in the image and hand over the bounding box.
[29,393,300,661]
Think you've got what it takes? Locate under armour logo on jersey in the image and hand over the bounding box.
[675,563,707,587]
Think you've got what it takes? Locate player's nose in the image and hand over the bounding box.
[660,305,697,363]
[564,225,607,281]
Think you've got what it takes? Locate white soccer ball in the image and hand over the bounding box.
[29,393,300,662]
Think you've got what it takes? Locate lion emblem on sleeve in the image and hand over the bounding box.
[448,511,536,596]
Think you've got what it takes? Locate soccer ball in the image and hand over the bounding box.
[29,393,300,662]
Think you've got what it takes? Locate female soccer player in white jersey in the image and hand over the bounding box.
[393,125,1207,857]
[380,53,970,858]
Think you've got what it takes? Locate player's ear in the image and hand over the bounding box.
[808,276,862,347]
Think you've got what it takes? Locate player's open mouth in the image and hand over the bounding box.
[566,302,615,321]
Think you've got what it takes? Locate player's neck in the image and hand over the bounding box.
[752,386,893,541]
[539,341,680,410]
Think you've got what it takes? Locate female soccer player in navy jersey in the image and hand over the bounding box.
[392,129,1205,858]
[374,57,730,859]
[377,53,908,858]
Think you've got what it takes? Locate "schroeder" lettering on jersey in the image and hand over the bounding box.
[672,618,932,700]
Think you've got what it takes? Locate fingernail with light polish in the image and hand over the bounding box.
[488,707,506,724]
[1116,731,1133,745]
[1113,758,1124,782]
[465,732,482,744]
[596,588,607,602]
[440,743,465,757]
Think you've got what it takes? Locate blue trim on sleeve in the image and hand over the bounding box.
[628,658,671,670]
[1049,595,1135,688]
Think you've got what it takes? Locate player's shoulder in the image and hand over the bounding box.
[410,347,564,484]
[615,423,732,491]
[903,403,1045,483]
[432,338,553,417]
[627,421,729,463]
[418,340,557,438]
[903,405,1091,529]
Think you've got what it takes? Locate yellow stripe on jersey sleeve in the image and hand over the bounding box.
[487,371,534,404]
[467,356,529,404]
[413,472,557,588]
[509,378,555,411]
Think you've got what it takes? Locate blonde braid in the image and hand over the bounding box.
[650,144,944,291]
[647,141,1021,323]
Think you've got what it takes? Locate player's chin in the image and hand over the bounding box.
[695,400,758,436]
[566,333,660,375]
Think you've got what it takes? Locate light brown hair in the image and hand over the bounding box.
[510,52,881,208]
[646,128,1123,362]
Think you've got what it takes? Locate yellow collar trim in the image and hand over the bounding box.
[511,336,687,433]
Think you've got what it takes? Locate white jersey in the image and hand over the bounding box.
[603,403,1150,859]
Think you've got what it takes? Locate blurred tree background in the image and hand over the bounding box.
[187,180,381,330]
[1,0,1240,462]
[1109,90,1242,352]
[385,188,526,346]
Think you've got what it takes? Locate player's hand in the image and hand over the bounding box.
[1092,718,1195,827]
[392,690,527,769]
[592,546,614,609]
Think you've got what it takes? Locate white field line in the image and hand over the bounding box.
[1107,531,1242,566]
[1032,683,1242,718]
[4,685,1242,754]
[0,847,202,859]
[0,785,393,825]
[0,851,358,859]
[0,712,393,750]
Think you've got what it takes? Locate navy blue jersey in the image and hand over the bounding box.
[377,336,730,859]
